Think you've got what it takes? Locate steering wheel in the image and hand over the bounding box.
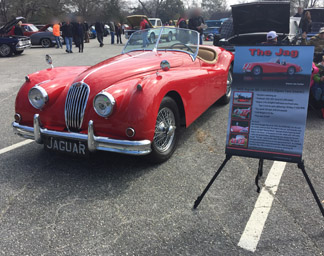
[170,43,194,53]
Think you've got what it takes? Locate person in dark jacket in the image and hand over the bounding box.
[84,21,89,43]
[299,11,312,38]
[177,12,188,29]
[61,19,74,53]
[95,21,104,47]
[109,21,115,44]
[14,21,24,36]
[261,31,282,46]
[188,8,205,45]
[75,19,85,52]
[115,23,122,44]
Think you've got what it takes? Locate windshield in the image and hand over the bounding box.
[28,24,39,32]
[123,28,199,60]
[205,21,222,27]
[269,57,280,63]
[148,19,156,26]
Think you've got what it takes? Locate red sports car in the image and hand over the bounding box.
[12,28,233,162]
[232,107,251,119]
[229,135,247,146]
[243,58,302,76]
[230,126,248,133]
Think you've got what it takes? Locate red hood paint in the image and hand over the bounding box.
[73,51,186,93]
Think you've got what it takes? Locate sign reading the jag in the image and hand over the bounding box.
[226,46,314,163]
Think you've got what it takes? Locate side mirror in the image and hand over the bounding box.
[213,34,221,46]
[45,54,53,68]
[160,60,170,71]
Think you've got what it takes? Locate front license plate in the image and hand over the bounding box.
[43,136,88,156]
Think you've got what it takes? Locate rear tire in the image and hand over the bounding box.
[219,66,233,105]
[0,44,12,57]
[149,97,180,163]
[41,38,52,48]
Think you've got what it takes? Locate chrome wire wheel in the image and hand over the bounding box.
[252,66,262,76]
[41,38,51,48]
[226,69,233,97]
[153,107,176,153]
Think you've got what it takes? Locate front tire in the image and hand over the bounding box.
[41,38,52,48]
[0,44,12,57]
[252,66,262,76]
[149,97,180,163]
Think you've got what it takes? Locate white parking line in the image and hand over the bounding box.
[0,140,33,155]
[237,161,287,252]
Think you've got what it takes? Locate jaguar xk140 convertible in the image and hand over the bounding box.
[13,28,233,162]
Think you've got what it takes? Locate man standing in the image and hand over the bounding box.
[95,21,104,47]
[188,8,205,45]
[14,21,24,36]
[294,7,303,17]
[116,23,123,44]
[53,20,62,48]
[84,20,90,43]
[61,19,74,53]
[261,31,280,46]
[109,21,115,44]
[140,16,150,47]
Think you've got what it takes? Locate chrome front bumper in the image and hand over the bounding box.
[12,114,152,155]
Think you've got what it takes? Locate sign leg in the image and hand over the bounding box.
[298,161,324,217]
[193,155,232,209]
[255,159,264,193]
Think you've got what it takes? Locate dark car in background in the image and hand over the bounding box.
[203,20,222,41]
[214,2,297,51]
[0,17,31,57]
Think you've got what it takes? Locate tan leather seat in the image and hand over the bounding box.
[197,47,217,64]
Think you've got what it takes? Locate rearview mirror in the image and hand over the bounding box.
[45,54,53,68]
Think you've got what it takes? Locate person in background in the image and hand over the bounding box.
[53,20,62,49]
[188,8,205,45]
[95,21,104,47]
[140,16,150,47]
[220,17,234,39]
[75,18,85,52]
[84,20,90,43]
[122,24,125,34]
[109,21,115,44]
[115,23,123,44]
[261,31,280,46]
[177,12,188,29]
[61,18,74,53]
[294,7,303,18]
[302,27,324,62]
[299,11,312,38]
[14,21,24,36]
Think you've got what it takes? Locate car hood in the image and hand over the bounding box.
[126,15,153,28]
[73,51,185,92]
[231,2,290,34]
[39,24,51,31]
[0,16,25,35]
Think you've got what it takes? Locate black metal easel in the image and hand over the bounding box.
[193,155,324,218]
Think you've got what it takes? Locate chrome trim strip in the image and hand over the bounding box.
[12,115,152,156]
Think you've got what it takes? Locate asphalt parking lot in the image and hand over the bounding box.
[0,37,323,255]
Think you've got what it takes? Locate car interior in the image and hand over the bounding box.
[197,46,218,64]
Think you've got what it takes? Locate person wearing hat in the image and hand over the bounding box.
[302,27,324,62]
[261,31,280,46]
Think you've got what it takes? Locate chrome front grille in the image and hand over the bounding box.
[65,82,90,131]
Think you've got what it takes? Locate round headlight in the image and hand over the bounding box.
[93,92,115,117]
[28,86,48,109]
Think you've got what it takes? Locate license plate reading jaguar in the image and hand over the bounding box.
[44,136,88,156]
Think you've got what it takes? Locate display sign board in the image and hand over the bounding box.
[226,46,314,163]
